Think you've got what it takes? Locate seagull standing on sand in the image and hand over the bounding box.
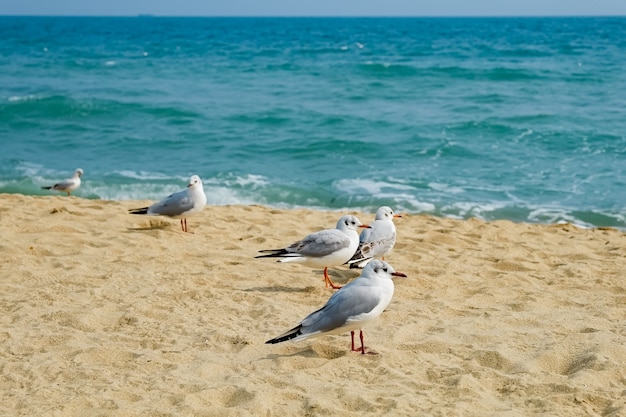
[128,175,206,233]
[347,206,401,269]
[255,215,370,289]
[41,168,83,196]
[265,260,406,354]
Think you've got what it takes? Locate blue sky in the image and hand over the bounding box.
[2,0,626,16]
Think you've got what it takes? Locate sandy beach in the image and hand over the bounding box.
[1,193,624,416]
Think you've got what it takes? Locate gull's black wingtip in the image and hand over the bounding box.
[265,326,303,345]
[128,207,149,215]
[348,257,372,269]
[255,248,289,259]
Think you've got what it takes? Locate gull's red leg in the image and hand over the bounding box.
[359,330,379,355]
[324,267,342,289]
[359,330,366,354]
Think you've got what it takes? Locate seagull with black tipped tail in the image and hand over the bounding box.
[255,214,370,289]
[347,206,401,269]
[265,259,406,354]
[41,168,83,196]
[128,175,206,233]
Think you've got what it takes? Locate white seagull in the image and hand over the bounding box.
[347,206,401,269]
[265,259,406,354]
[128,175,207,233]
[41,168,83,196]
[256,215,370,289]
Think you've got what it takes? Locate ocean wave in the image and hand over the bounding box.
[293,46,356,56]
[332,178,436,213]
[113,170,175,181]
[1,169,624,229]
[358,62,420,77]
[421,65,544,81]
[7,95,39,102]
[2,94,202,122]
[226,111,292,127]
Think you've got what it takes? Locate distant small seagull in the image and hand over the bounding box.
[256,215,370,289]
[41,168,83,196]
[265,259,406,354]
[128,175,206,233]
[347,206,401,269]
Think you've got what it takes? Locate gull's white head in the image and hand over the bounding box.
[75,168,84,178]
[375,206,401,221]
[363,259,407,280]
[187,175,203,188]
[336,215,369,232]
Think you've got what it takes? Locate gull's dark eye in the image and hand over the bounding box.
[383,267,388,272]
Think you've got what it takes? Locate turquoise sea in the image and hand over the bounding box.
[1,16,625,228]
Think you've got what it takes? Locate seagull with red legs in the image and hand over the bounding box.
[265,260,406,355]
[41,168,83,196]
[255,214,369,289]
[128,175,206,233]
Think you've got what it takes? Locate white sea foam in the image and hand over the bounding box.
[204,185,258,205]
[115,170,173,181]
[15,161,45,177]
[442,201,511,220]
[513,129,534,141]
[8,95,38,102]
[333,178,436,213]
[90,173,267,205]
[334,178,414,195]
[91,183,181,201]
[390,194,436,213]
[428,182,464,194]
[527,207,594,228]
[224,173,268,188]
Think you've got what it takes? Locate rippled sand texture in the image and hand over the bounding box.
[1,194,624,416]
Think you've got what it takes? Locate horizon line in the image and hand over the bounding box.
[1,14,625,18]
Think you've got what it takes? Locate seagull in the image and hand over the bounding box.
[41,168,83,196]
[265,259,406,354]
[346,206,401,269]
[128,175,206,233]
[255,215,370,289]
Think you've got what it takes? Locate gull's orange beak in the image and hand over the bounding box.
[392,271,407,278]
[360,224,371,229]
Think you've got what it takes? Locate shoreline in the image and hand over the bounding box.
[1,193,625,416]
[4,189,625,231]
